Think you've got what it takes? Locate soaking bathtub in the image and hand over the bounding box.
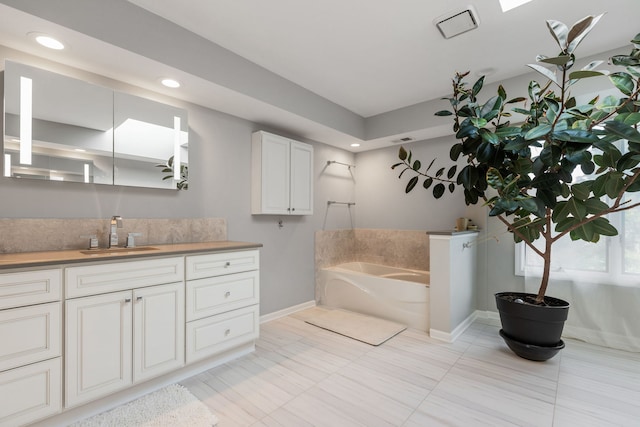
[317,262,430,331]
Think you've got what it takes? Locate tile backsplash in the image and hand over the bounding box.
[0,217,227,253]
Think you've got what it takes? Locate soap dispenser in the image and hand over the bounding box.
[109,216,123,248]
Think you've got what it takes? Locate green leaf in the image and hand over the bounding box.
[552,129,599,143]
[567,14,604,54]
[435,110,453,116]
[391,162,403,170]
[447,165,457,179]
[569,70,606,79]
[591,217,619,236]
[398,146,408,161]
[449,182,456,193]
[610,72,635,96]
[470,117,488,128]
[539,55,572,65]
[546,19,569,50]
[604,120,640,143]
[605,172,626,198]
[479,128,500,145]
[423,177,433,189]
[572,181,592,201]
[450,143,464,161]
[525,124,552,141]
[592,175,608,197]
[585,197,609,214]
[436,167,445,178]
[617,152,640,172]
[433,183,446,198]
[495,127,522,138]
[405,176,419,193]
[412,160,421,171]
[526,64,559,86]
[459,165,479,190]
[472,76,485,97]
[615,112,640,126]
[480,95,502,121]
[540,145,562,166]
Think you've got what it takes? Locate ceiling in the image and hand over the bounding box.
[1,0,639,151]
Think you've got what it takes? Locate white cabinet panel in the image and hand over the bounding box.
[0,302,61,372]
[0,358,61,427]
[65,291,133,408]
[65,257,184,298]
[186,271,259,321]
[0,269,61,310]
[252,131,313,215]
[186,250,259,280]
[186,304,259,364]
[133,282,184,383]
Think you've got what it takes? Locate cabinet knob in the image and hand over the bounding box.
[292,208,295,211]
[136,296,143,301]
[224,261,231,268]
[124,298,131,303]
[224,329,231,336]
[224,291,231,298]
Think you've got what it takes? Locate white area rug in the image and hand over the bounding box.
[305,309,406,345]
[72,384,218,427]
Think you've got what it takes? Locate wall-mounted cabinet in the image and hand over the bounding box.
[3,60,188,190]
[251,131,313,215]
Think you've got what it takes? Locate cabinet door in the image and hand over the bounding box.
[133,282,185,383]
[253,132,291,214]
[289,140,314,215]
[65,291,133,408]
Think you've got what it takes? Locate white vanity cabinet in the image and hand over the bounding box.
[0,269,62,427]
[185,250,260,363]
[251,131,314,215]
[65,257,185,408]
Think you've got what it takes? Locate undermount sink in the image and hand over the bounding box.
[80,246,159,255]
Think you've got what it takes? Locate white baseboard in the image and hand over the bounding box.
[430,310,482,343]
[260,300,316,324]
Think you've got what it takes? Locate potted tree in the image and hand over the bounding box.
[392,14,640,360]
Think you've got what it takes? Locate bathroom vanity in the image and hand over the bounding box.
[0,241,261,427]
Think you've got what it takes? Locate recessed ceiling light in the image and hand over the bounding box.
[350,143,360,147]
[499,0,533,12]
[161,78,181,88]
[29,32,65,50]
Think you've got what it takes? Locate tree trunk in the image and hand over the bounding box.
[536,234,553,304]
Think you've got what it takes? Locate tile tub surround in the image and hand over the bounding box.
[0,217,227,253]
[315,229,429,303]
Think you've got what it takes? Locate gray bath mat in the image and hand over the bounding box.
[305,309,406,345]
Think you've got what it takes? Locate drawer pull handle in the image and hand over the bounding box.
[136,296,143,301]
[224,329,231,336]
[124,298,131,303]
[224,261,231,268]
[225,291,231,298]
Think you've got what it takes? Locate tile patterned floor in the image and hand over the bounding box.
[181,307,640,426]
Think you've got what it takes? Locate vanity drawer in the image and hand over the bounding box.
[0,302,61,372]
[186,304,259,364]
[186,271,259,321]
[186,250,259,280]
[0,357,62,427]
[65,257,184,298]
[0,269,61,310]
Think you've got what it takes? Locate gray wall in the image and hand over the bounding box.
[1,48,356,316]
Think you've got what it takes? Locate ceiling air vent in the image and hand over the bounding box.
[434,6,479,39]
[392,137,415,144]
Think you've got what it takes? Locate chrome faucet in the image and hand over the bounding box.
[109,216,123,248]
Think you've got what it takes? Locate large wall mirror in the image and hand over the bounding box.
[3,60,188,190]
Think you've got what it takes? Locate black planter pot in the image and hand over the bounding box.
[495,292,570,361]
